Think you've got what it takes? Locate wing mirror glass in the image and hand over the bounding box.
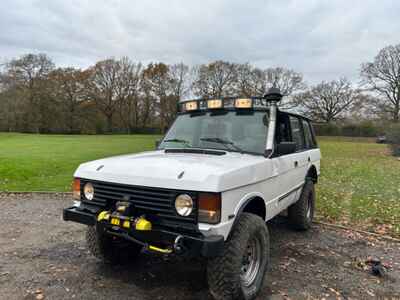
[276,142,297,156]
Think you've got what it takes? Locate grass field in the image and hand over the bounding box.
[0,133,160,191]
[0,133,399,237]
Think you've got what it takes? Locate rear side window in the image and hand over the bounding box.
[289,116,305,151]
[302,119,317,149]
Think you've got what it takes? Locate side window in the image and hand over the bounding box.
[275,113,291,144]
[302,119,316,149]
[289,116,305,151]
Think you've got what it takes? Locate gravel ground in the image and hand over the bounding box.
[0,193,399,300]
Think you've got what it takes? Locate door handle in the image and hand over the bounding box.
[294,161,298,168]
[308,157,311,162]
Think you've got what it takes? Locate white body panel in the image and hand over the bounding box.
[75,148,321,240]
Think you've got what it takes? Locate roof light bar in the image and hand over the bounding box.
[184,101,198,111]
[235,98,252,109]
[207,99,223,109]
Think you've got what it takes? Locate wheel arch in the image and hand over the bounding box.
[229,195,267,239]
[307,165,318,183]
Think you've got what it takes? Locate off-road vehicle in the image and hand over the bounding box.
[63,88,321,300]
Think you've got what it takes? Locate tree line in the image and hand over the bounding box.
[0,43,399,134]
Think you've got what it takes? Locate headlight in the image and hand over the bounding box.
[175,194,193,216]
[83,182,94,201]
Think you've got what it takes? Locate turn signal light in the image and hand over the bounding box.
[184,101,198,111]
[235,98,252,108]
[72,178,81,200]
[207,99,223,109]
[198,193,221,224]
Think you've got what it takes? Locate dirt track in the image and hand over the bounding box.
[0,193,399,300]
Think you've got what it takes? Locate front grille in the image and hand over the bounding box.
[80,179,197,225]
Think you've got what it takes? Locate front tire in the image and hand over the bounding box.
[288,179,315,230]
[207,213,270,300]
[86,225,142,264]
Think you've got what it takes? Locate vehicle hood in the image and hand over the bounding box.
[74,150,275,192]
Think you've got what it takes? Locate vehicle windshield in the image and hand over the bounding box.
[159,111,268,155]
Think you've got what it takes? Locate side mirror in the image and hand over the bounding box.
[275,142,296,156]
[155,139,161,149]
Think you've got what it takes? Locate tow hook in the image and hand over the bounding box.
[174,235,186,254]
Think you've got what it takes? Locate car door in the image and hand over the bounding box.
[287,115,310,191]
[270,112,298,207]
[302,118,321,175]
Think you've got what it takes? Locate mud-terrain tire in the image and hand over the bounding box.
[207,213,270,300]
[86,225,142,264]
[288,179,315,230]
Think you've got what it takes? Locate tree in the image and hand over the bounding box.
[86,58,122,133]
[169,63,191,101]
[48,67,89,133]
[361,44,400,122]
[142,63,173,132]
[261,67,306,109]
[295,78,358,123]
[115,57,142,133]
[192,61,237,98]
[4,53,55,132]
[235,63,265,97]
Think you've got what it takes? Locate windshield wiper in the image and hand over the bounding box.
[200,137,244,153]
[163,138,191,146]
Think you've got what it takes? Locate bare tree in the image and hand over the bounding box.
[361,44,400,122]
[169,63,191,100]
[115,57,142,133]
[259,67,306,109]
[192,61,237,98]
[295,78,358,123]
[86,58,122,133]
[235,63,265,97]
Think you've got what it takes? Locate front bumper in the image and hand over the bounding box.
[63,205,224,257]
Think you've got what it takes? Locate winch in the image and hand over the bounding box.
[96,201,174,254]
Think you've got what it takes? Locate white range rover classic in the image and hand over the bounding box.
[63,88,321,300]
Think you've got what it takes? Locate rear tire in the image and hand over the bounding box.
[288,179,315,230]
[207,213,270,300]
[86,225,142,264]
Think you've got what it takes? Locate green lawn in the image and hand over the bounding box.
[0,133,160,192]
[0,133,399,237]
[316,136,400,237]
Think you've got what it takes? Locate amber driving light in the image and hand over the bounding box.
[198,193,221,224]
[72,178,81,200]
[235,98,252,108]
[184,101,198,111]
[207,99,223,109]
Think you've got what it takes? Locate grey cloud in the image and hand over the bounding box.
[0,0,399,83]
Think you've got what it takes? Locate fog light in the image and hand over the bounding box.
[175,194,193,216]
[83,182,94,201]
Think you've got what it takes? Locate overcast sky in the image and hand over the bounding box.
[0,0,399,83]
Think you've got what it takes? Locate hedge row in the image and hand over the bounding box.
[313,122,382,137]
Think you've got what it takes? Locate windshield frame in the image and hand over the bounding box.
[159,110,269,157]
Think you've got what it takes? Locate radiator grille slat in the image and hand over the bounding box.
[80,179,197,224]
